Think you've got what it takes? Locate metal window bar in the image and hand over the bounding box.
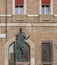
[42,43,53,63]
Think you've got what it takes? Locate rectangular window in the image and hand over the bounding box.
[15,0,24,14]
[15,5,24,14]
[42,43,53,63]
[42,5,50,14]
[41,0,50,14]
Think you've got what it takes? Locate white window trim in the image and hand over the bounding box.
[40,0,53,15]
[24,0,26,14]
[39,0,42,14]
[13,0,26,15]
[13,0,15,14]
[51,0,53,14]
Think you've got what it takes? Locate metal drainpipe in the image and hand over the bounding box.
[5,0,7,39]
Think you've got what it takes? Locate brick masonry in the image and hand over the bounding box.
[0,0,57,65]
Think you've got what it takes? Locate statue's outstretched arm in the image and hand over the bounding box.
[26,35,30,40]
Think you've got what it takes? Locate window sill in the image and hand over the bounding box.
[39,14,54,16]
[13,13,26,16]
[41,62,53,64]
[16,62,30,65]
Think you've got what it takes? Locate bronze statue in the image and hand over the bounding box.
[15,27,30,61]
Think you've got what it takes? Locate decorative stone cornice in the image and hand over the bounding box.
[0,23,57,26]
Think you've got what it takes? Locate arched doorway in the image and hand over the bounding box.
[5,37,35,65]
[8,42,30,65]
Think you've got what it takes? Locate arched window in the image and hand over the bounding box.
[8,42,30,65]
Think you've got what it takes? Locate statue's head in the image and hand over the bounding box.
[19,27,22,33]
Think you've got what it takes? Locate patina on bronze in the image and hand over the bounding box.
[15,27,30,62]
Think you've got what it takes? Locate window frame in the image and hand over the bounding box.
[13,0,26,15]
[42,5,50,14]
[41,41,53,64]
[8,41,31,65]
[15,5,24,14]
[40,0,53,15]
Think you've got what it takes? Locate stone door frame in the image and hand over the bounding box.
[4,37,35,65]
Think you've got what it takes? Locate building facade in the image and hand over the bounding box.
[0,0,57,65]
